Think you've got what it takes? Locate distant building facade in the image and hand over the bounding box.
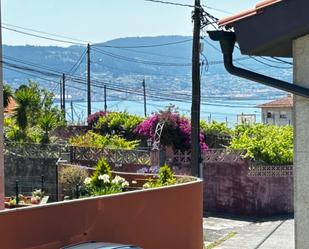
[257,95,293,126]
[237,113,256,125]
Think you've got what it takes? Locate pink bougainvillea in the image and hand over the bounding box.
[135,107,208,151]
[87,111,108,128]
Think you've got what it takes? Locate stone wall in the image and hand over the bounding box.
[4,153,59,201]
[203,160,294,216]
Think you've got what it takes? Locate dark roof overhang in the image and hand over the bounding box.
[220,0,309,58]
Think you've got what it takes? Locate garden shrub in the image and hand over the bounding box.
[94,111,143,140]
[200,120,232,136]
[200,121,232,148]
[83,158,129,196]
[69,131,139,149]
[91,158,112,188]
[143,165,176,189]
[87,111,107,128]
[229,124,293,165]
[59,166,89,198]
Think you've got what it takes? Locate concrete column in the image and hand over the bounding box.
[293,34,309,249]
[0,1,3,210]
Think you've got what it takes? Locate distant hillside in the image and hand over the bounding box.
[2,35,292,101]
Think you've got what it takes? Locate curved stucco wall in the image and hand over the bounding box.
[0,179,203,249]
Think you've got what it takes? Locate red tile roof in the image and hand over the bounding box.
[257,95,293,108]
[4,97,16,114]
[218,0,283,27]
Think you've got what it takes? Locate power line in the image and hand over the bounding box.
[4,55,62,74]
[3,22,193,50]
[67,49,87,75]
[144,0,195,8]
[201,4,233,15]
[3,53,269,107]
[92,47,191,67]
[3,22,91,44]
[248,56,292,69]
[91,60,191,77]
[2,26,85,45]
[4,57,261,106]
[103,46,191,61]
[93,38,192,49]
[270,56,293,65]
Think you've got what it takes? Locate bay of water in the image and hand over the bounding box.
[59,98,268,126]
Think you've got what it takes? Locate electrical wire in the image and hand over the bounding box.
[2,26,85,45]
[93,38,192,49]
[201,4,233,15]
[144,0,195,8]
[92,47,191,67]
[3,22,91,44]
[102,46,191,61]
[3,57,262,107]
[67,49,87,75]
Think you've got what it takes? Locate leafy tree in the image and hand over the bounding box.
[14,86,39,137]
[38,112,58,144]
[200,120,232,136]
[200,121,232,148]
[8,81,64,143]
[229,124,293,165]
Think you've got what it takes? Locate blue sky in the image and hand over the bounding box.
[2,0,259,46]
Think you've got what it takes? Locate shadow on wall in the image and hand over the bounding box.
[203,160,294,216]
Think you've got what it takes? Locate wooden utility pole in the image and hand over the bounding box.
[191,0,201,177]
[142,79,147,117]
[71,101,74,123]
[87,43,91,116]
[60,77,63,111]
[104,85,107,112]
[62,73,66,119]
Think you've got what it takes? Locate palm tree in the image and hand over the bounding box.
[14,87,37,132]
[38,112,58,144]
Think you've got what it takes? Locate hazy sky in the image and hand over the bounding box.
[2,0,259,46]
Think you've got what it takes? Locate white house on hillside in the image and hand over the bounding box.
[257,94,293,126]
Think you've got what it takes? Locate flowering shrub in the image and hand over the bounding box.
[87,111,108,128]
[83,174,129,196]
[83,158,129,196]
[135,106,208,151]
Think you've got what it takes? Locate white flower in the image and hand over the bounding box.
[112,175,126,185]
[121,180,129,188]
[84,177,92,185]
[98,174,110,183]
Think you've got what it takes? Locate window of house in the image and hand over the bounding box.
[266,112,273,118]
[280,111,287,119]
